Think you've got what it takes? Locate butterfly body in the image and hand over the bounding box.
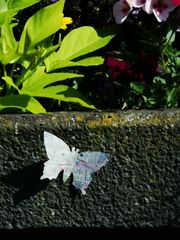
[41,132,109,194]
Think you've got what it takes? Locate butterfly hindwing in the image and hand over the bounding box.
[72,151,109,194]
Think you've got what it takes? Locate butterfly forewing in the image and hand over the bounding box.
[41,132,73,180]
[44,131,70,156]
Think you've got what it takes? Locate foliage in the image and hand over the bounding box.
[0,0,179,112]
[104,7,180,110]
[76,3,180,110]
[0,0,116,113]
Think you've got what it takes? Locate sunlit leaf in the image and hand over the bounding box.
[19,0,65,53]
[0,95,46,113]
[21,66,83,91]
[0,0,41,25]
[45,26,116,71]
[45,56,104,72]
[20,85,96,109]
[2,76,19,90]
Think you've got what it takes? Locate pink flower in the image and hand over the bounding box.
[113,0,148,23]
[113,0,132,23]
[113,0,178,23]
[144,0,177,22]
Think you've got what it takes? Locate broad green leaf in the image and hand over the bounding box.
[0,14,20,64]
[20,85,96,109]
[58,26,116,60]
[0,45,19,65]
[20,65,93,109]
[45,26,116,70]
[45,56,104,72]
[21,66,83,91]
[19,43,60,69]
[0,94,46,113]
[7,0,41,11]
[2,76,19,90]
[1,14,17,50]
[0,0,41,25]
[15,68,36,87]
[19,0,65,53]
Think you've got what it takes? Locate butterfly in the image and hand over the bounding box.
[40,131,109,194]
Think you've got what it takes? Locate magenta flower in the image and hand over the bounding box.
[105,52,158,83]
[105,56,131,78]
[172,0,180,5]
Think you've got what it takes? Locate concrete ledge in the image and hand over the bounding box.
[0,109,180,229]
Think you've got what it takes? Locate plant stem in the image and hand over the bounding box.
[10,63,16,78]
[3,65,7,76]
[3,65,10,94]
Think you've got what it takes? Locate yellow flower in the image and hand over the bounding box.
[61,16,73,30]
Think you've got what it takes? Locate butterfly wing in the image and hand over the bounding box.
[72,151,109,194]
[40,131,74,181]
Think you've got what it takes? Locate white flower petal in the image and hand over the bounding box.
[113,0,132,24]
[143,0,154,14]
[153,8,170,21]
[133,0,146,7]
[153,6,176,21]
[143,0,176,21]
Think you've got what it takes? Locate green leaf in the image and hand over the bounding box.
[41,44,60,59]
[0,94,46,113]
[1,14,17,49]
[59,26,115,60]
[45,26,115,71]
[153,77,166,85]
[130,82,145,94]
[20,66,93,109]
[20,85,96,109]
[143,96,156,105]
[7,0,41,11]
[0,14,20,64]
[20,43,60,69]
[0,0,41,25]
[165,30,175,45]
[0,45,19,65]
[19,0,65,53]
[45,56,104,72]
[21,66,83,91]
[167,87,178,105]
[2,76,19,90]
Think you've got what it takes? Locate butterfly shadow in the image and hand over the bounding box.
[0,161,49,205]
[68,174,82,202]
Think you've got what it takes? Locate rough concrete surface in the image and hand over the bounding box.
[0,109,180,230]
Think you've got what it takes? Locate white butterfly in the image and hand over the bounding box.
[41,131,109,194]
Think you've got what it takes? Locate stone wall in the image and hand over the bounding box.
[0,110,180,230]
